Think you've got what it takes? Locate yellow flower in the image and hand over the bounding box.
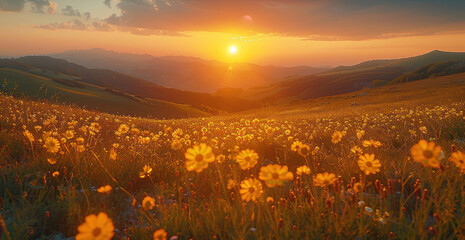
[47,158,57,164]
[450,151,465,172]
[52,171,59,177]
[351,146,363,155]
[259,164,294,187]
[185,143,215,172]
[23,130,34,142]
[98,185,112,194]
[139,165,153,178]
[266,196,274,204]
[296,165,311,175]
[44,137,60,153]
[358,154,381,175]
[65,130,75,139]
[410,140,442,168]
[356,129,365,140]
[331,131,343,144]
[298,144,311,157]
[313,172,337,187]
[118,124,129,134]
[239,178,263,202]
[236,149,258,170]
[291,141,302,152]
[217,154,226,163]
[76,212,114,240]
[153,229,167,240]
[109,149,117,160]
[419,126,428,134]
[362,140,382,148]
[227,179,237,190]
[171,139,183,150]
[142,196,155,210]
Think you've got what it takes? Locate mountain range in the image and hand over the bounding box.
[53,48,329,93]
[1,49,465,118]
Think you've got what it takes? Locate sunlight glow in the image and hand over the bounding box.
[229,45,237,54]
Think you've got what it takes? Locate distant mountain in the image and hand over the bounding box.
[229,50,465,103]
[0,56,259,118]
[53,48,330,93]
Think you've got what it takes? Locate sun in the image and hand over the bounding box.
[229,45,237,54]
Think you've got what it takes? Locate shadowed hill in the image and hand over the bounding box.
[0,56,259,113]
[232,50,465,103]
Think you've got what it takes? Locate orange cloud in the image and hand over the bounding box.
[102,0,465,40]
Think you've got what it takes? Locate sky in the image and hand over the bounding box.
[1,0,465,66]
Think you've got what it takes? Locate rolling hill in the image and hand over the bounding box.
[53,48,329,93]
[228,50,465,103]
[0,67,212,118]
[0,56,260,118]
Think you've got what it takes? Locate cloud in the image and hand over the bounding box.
[33,18,184,37]
[0,0,56,13]
[29,0,49,13]
[0,0,26,12]
[47,1,57,14]
[34,19,87,30]
[83,12,91,21]
[62,5,80,17]
[28,0,57,14]
[103,0,111,8]
[101,0,465,40]
[92,21,115,31]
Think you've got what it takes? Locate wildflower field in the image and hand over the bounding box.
[1,75,465,239]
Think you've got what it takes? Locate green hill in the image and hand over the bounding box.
[0,56,259,115]
[0,68,210,118]
[391,60,465,84]
[233,50,465,104]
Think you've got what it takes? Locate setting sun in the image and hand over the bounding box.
[229,45,237,54]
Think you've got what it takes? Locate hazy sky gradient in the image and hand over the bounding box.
[1,0,465,66]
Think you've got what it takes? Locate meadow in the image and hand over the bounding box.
[1,74,465,239]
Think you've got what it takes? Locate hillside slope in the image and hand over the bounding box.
[0,68,210,118]
[0,56,259,113]
[232,50,465,103]
[53,48,329,92]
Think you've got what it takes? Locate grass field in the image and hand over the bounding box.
[1,73,465,239]
[0,68,210,119]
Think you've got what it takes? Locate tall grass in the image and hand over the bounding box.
[1,93,465,239]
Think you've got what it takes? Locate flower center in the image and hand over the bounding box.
[272,173,280,179]
[92,227,102,237]
[195,154,204,162]
[365,161,373,168]
[423,150,433,158]
[248,187,255,193]
[244,156,251,162]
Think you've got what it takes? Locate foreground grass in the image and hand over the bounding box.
[0,77,465,239]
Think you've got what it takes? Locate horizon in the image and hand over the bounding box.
[0,48,461,69]
[2,0,465,66]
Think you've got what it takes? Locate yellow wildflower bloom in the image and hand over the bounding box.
[358,154,381,175]
[259,164,294,187]
[236,149,259,170]
[239,178,263,202]
[185,143,215,172]
[76,212,114,240]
